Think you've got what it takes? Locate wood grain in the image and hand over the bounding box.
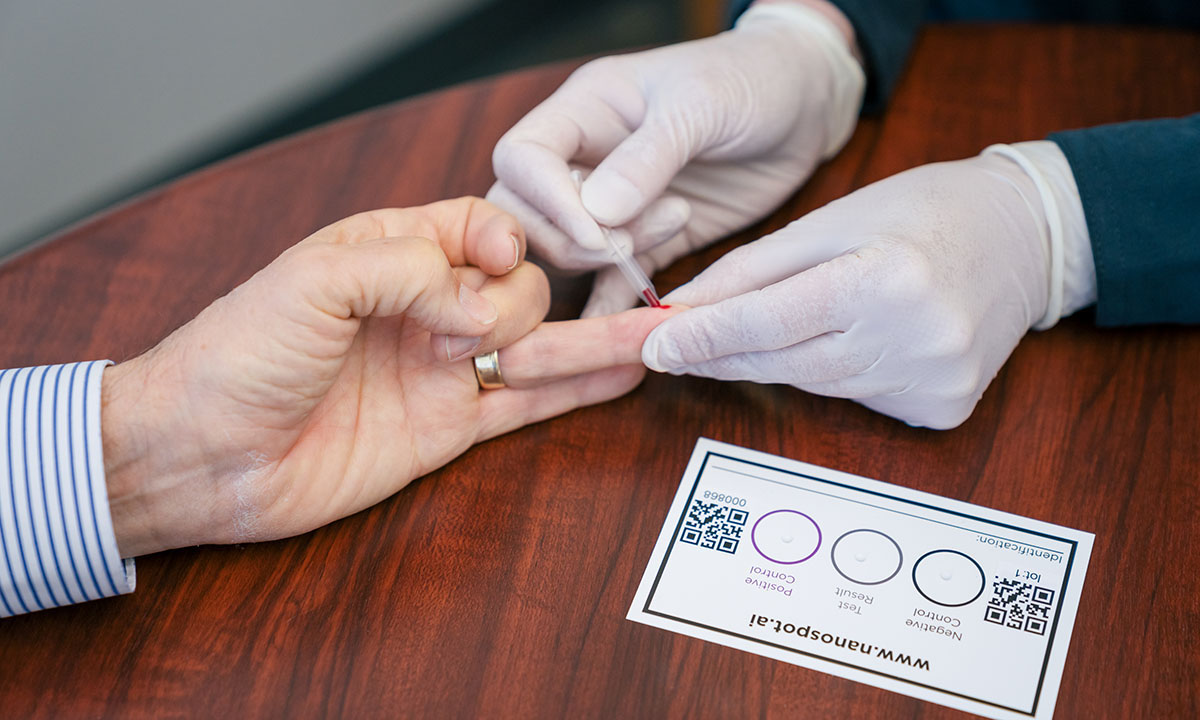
[2,25,1198,719]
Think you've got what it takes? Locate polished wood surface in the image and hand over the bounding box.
[2,25,1198,719]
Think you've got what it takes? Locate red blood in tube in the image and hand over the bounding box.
[641,289,662,308]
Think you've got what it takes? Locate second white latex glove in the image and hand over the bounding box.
[642,143,1096,429]
[488,2,864,316]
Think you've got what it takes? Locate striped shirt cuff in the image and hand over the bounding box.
[1,361,135,617]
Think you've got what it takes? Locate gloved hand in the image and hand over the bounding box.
[641,142,1097,429]
[488,1,865,316]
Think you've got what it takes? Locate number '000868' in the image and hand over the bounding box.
[703,490,747,507]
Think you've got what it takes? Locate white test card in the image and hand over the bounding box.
[628,438,1093,719]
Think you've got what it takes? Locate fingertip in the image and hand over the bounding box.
[466,262,551,357]
[604,304,688,367]
[642,302,690,318]
[458,284,499,326]
[473,209,526,275]
[430,333,484,363]
[483,180,510,213]
[641,324,671,372]
[506,233,521,271]
[581,170,643,227]
[639,306,690,372]
[571,215,608,252]
[660,195,692,226]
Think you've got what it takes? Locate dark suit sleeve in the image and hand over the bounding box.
[1049,114,1200,326]
[728,0,930,112]
[822,0,930,111]
[730,1,1199,112]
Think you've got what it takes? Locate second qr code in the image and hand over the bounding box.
[984,577,1055,635]
[680,499,747,554]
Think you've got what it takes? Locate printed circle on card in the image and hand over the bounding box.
[912,549,985,607]
[752,509,821,565]
[831,529,904,585]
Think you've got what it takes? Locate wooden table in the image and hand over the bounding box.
[2,25,1198,719]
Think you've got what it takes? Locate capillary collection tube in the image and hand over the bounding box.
[601,226,662,308]
[570,170,662,307]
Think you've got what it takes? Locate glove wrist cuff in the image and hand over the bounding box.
[737,2,865,159]
[982,141,1096,330]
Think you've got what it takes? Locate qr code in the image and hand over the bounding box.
[984,577,1055,635]
[679,500,747,554]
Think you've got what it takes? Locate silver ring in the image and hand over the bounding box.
[473,350,505,390]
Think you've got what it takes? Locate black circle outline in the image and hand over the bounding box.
[911,549,985,607]
[830,529,903,586]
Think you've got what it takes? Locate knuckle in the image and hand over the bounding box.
[483,181,509,206]
[570,56,621,85]
[291,241,343,273]
[930,311,977,359]
[942,365,985,403]
[453,195,491,230]
[492,133,524,173]
[331,210,391,244]
[881,243,935,299]
[931,398,978,429]
[403,235,443,264]
[442,195,482,211]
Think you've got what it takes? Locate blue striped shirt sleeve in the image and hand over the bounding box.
[1,361,136,617]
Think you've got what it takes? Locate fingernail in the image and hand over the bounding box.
[445,335,482,362]
[641,327,672,372]
[506,233,520,270]
[582,172,643,226]
[458,284,497,325]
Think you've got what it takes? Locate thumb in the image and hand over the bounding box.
[643,245,867,372]
[664,210,861,307]
[581,112,692,227]
[273,236,500,338]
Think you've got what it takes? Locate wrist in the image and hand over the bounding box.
[751,0,862,65]
[738,0,865,158]
[1005,141,1096,320]
[981,142,1097,328]
[102,351,219,556]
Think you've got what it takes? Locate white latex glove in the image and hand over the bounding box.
[641,142,1097,429]
[488,1,865,317]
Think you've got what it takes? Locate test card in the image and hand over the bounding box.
[628,438,1093,719]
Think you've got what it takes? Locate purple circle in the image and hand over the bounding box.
[751,510,822,565]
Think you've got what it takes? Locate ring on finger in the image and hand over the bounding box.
[473,350,506,390]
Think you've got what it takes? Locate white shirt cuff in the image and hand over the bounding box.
[1,361,135,617]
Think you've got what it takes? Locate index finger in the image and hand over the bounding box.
[643,248,877,373]
[493,131,606,251]
[492,74,636,251]
[299,198,526,276]
[496,305,686,389]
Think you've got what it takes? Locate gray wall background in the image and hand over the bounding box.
[0,0,687,257]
